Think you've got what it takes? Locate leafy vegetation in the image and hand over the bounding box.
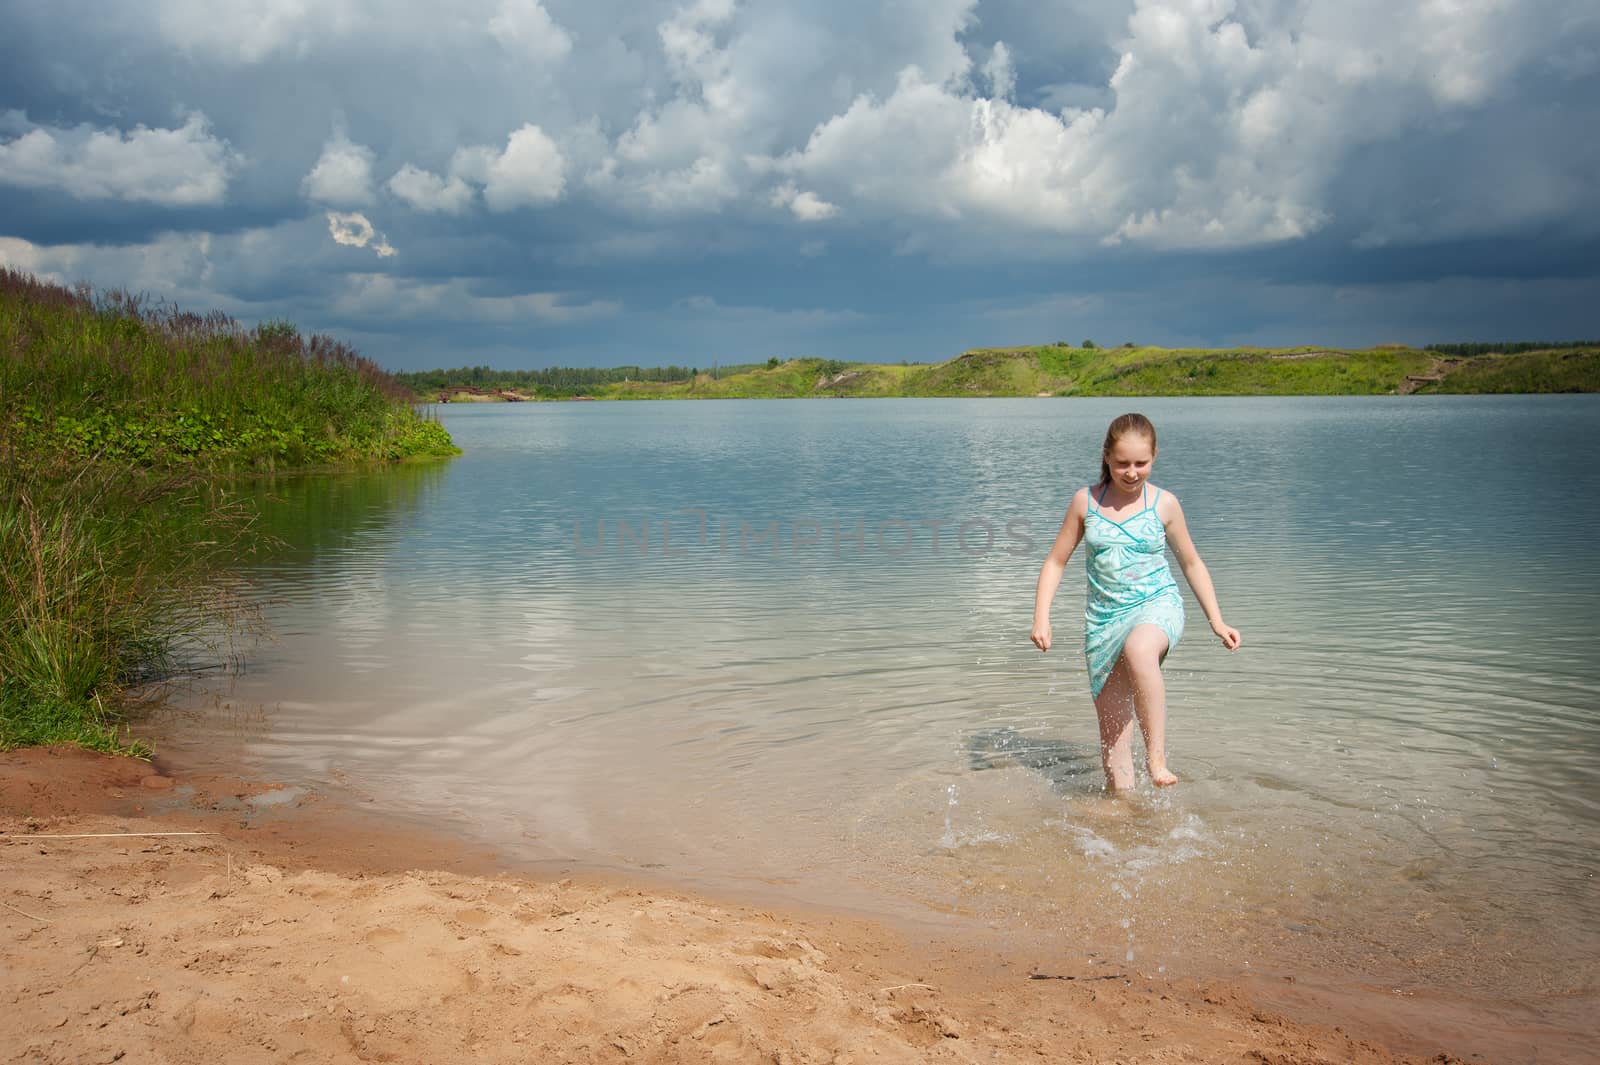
[0,269,457,752]
[1425,340,1600,357]
[396,360,770,398]
[2,269,457,470]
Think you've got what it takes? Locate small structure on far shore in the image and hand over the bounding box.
[436,385,531,403]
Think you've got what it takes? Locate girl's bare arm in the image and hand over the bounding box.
[1160,493,1242,651]
[1031,488,1088,651]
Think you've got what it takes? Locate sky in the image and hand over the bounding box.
[1,0,1598,372]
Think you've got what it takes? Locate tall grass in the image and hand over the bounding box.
[0,269,457,751]
[0,268,456,469]
[0,452,259,752]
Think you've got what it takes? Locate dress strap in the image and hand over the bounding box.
[1150,487,1162,510]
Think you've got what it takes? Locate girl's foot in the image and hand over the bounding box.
[1148,762,1178,787]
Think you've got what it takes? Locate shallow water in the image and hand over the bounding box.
[161,396,1600,1050]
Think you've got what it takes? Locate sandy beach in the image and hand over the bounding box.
[0,746,1478,1065]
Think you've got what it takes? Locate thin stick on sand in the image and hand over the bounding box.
[1,900,52,924]
[0,832,217,840]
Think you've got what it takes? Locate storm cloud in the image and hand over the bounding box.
[1,0,1596,367]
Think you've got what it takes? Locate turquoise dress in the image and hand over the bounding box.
[1083,483,1185,697]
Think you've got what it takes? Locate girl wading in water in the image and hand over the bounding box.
[1031,413,1241,790]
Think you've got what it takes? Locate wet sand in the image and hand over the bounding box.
[1,746,1484,1064]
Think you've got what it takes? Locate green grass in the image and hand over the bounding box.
[406,341,1599,401]
[1064,346,1437,395]
[0,269,460,753]
[1421,349,1600,393]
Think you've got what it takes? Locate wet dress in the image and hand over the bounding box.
[1083,483,1185,697]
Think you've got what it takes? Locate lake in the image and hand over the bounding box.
[160,395,1600,1054]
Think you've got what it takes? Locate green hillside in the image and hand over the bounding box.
[604,344,1597,399]
[407,343,1599,401]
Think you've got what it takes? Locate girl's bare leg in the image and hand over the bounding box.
[1121,624,1177,786]
[1093,661,1137,791]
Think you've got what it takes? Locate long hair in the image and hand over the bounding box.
[1097,413,1157,488]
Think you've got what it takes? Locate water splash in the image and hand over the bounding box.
[939,783,959,849]
[939,782,1014,849]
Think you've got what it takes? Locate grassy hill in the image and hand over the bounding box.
[465,343,1598,401]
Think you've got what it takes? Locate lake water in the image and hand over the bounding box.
[160,396,1599,1056]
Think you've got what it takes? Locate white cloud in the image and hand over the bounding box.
[152,0,577,74]
[388,123,566,213]
[386,163,475,213]
[0,231,218,298]
[481,123,566,209]
[333,274,618,322]
[154,0,343,63]
[588,0,745,211]
[764,0,1595,250]
[0,235,77,285]
[581,0,986,215]
[326,211,397,257]
[983,41,1015,102]
[9,0,1580,257]
[768,181,838,222]
[0,112,237,206]
[302,133,377,206]
[488,0,572,62]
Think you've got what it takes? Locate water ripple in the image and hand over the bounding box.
[163,396,1600,1025]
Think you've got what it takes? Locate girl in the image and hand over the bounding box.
[1030,413,1240,791]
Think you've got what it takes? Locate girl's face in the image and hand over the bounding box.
[1105,432,1156,493]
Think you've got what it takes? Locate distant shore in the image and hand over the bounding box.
[0,745,1476,1065]
[407,343,1600,402]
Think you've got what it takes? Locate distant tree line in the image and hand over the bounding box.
[394,361,772,394]
[1426,340,1600,357]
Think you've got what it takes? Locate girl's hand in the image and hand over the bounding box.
[1211,621,1242,651]
[1030,621,1052,652]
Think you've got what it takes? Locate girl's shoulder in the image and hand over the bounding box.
[1151,484,1182,519]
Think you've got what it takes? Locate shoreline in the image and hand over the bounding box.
[0,745,1490,1064]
